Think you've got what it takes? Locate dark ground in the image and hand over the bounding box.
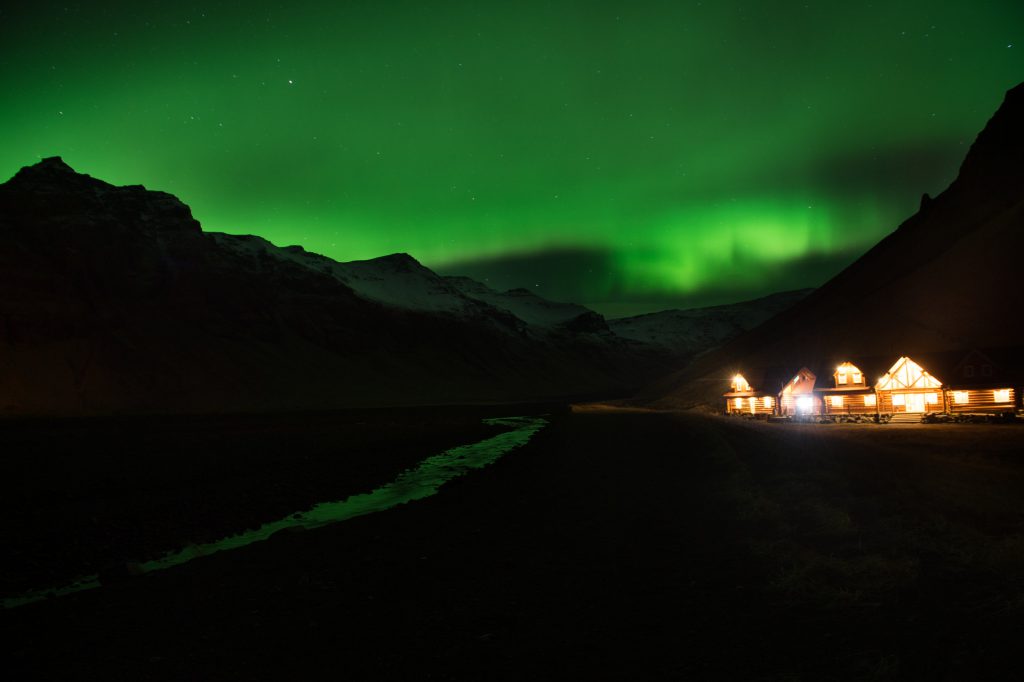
[4,408,1024,680]
[0,407,513,595]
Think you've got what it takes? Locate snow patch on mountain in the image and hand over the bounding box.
[445,276,603,329]
[609,290,811,354]
[211,235,492,316]
[210,234,805,352]
[210,234,612,332]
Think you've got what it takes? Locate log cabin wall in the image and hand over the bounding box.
[725,394,776,415]
[876,388,944,414]
[725,396,744,414]
[751,396,775,415]
[821,393,877,414]
[946,387,1016,413]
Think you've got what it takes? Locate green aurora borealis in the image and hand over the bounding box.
[2,1,1021,315]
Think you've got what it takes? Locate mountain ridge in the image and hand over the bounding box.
[0,158,806,414]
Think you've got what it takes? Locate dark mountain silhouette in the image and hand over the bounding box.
[653,81,1024,407]
[0,158,799,414]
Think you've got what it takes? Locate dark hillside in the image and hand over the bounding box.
[653,82,1024,406]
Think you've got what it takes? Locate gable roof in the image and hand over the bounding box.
[876,356,943,390]
[895,348,1024,388]
[781,367,817,395]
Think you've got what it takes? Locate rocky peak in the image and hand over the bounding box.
[5,156,106,193]
[371,252,425,272]
[505,288,539,298]
[949,82,1024,199]
[24,156,75,175]
[1,156,201,234]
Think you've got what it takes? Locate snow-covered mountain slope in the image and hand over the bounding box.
[211,234,609,333]
[608,290,811,355]
[211,233,807,355]
[444,276,607,331]
[211,235,488,316]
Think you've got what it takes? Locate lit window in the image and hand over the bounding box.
[733,398,743,409]
[994,389,1011,403]
[926,393,938,405]
[864,394,876,407]
[763,396,774,408]
[796,396,814,413]
[732,374,751,392]
[853,372,862,384]
[830,396,844,408]
[837,373,848,385]
[893,394,905,406]
[748,397,757,412]
[953,391,969,404]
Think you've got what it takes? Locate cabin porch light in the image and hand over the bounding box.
[953,391,969,404]
[796,396,813,413]
[994,389,1011,403]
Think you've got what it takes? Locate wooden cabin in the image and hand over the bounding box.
[723,373,776,416]
[944,349,1017,414]
[720,349,1024,421]
[815,361,878,415]
[874,356,944,414]
[778,367,819,416]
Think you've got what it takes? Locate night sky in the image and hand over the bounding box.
[2,2,1020,316]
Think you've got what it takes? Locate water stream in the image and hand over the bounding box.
[3,415,548,609]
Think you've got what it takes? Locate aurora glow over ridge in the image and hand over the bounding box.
[2,1,1021,315]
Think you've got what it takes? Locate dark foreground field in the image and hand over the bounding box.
[4,408,1024,680]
